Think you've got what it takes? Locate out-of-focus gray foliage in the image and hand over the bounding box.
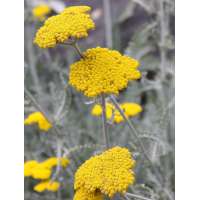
[24,0,174,200]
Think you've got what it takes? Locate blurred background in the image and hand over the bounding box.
[24,0,175,200]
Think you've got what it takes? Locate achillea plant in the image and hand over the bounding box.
[25,0,174,199]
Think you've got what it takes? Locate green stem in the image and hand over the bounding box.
[126,193,154,200]
[62,41,84,58]
[103,0,113,48]
[101,94,109,148]
[72,42,84,58]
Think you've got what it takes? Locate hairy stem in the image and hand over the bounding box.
[103,0,113,48]
[62,41,84,58]
[126,193,154,200]
[101,94,109,148]
[72,42,84,58]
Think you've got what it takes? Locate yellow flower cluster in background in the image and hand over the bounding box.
[34,6,95,48]
[91,102,142,123]
[69,47,141,97]
[24,157,70,192]
[74,146,136,199]
[32,4,51,21]
[34,180,60,192]
[24,112,52,131]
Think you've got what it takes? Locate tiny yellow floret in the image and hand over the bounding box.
[34,6,95,48]
[69,47,141,97]
[32,4,51,21]
[24,112,52,131]
[74,146,136,197]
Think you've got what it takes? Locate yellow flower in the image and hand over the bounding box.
[32,4,51,21]
[74,188,103,200]
[91,104,102,116]
[24,160,39,177]
[74,146,136,197]
[31,165,52,180]
[69,47,141,97]
[24,112,52,131]
[121,103,143,117]
[113,110,124,124]
[41,157,70,169]
[34,181,47,192]
[91,102,142,123]
[34,180,60,192]
[34,6,95,48]
[91,103,113,119]
[46,181,60,192]
[24,157,70,181]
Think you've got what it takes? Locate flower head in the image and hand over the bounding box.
[74,146,136,197]
[34,180,60,192]
[34,6,95,48]
[69,47,141,97]
[24,112,52,131]
[91,102,142,123]
[32,4,51,21]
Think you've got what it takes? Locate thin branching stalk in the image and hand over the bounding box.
[25,25,43,102]
[51,140,62,182]
[110,95,163,184]
[24,87,52,122]
[103,0,113,48]
[158,0,167,79]
[110,95,151,162]
[62,40,84,58]
[24,87,70,147]
[126,193,154,200]
[101,94,110,148]
[72,42,84,58]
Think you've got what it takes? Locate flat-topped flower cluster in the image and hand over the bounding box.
[74,147,136,199]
